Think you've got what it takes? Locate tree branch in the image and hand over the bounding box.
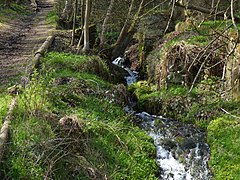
[175,2,240,23]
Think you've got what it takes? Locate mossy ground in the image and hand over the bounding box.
[0,52,158,179]
[208,116,240,179]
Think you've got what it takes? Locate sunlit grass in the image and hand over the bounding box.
[0,52,158,179]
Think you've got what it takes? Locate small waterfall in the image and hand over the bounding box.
[113,57,212,180]
[112,57,138,85]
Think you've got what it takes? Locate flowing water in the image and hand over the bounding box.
[113,57,212,180]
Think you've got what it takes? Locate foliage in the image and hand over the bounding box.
[129,81,195,120]
[129,75,240,179]
[46,10,59,26]
[208,116,240,179]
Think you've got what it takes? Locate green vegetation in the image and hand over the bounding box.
[46,10,59,26]
[208,116,240,179]
[0,93,11,127]
[129,81,196,120]
[0,52,158,179]
[0,2,32,23]
[130,77,240,179]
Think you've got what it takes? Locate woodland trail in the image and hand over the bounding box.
[0,0,55,86]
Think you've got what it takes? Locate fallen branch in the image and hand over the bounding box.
[25,35,55,75]
[33,35,55,68]
[221,108,240,119]
[0,98,17,162]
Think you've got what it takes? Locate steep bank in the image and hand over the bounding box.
[129,19,240,179]
[0,52,158,179]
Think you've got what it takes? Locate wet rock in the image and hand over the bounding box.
[181,138,197,150]
[161,139,177,151]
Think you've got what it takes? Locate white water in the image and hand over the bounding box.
[113,57,211,180]
[112,57,138,85]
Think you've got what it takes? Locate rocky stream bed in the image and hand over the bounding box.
[113,56,212,180]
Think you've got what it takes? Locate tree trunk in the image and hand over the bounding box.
[62,0,73,21]
[82,0,91,52]
[112,0,145,59]
[71,0,78,46]
[77,0,85,51]
[99,0,116,48]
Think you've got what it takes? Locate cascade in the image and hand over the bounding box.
[113,57,212,180]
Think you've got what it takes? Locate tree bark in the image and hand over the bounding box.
[82,0,91,52]
[71,0,78,46]
[112,0,145,59]
[77,0,85,51]
[99,0,116,48]
[62,0,73,20]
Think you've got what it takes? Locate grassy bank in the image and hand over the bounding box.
[0,52,158,179]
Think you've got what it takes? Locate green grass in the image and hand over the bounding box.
[0,2,32,21]
[0,93,12,127]
[208,116,240,179]
[1,52,158,179]
[46,10,58,26]
[187,35,210,46]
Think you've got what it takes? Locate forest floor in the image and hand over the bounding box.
[0,0,55,86]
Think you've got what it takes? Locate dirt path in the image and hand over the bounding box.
[0,0,55,86]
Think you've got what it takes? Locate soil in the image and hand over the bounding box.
[0,0,55,86]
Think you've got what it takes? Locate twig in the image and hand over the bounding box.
[164,0,175,34]
[188,53,211,93]
[220,108,240,119]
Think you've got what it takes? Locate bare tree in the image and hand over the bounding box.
[99,0,116,48]
[82,0,91,52]
[71,0,78,46]
[112,0,145,58]
[77,0,85,51]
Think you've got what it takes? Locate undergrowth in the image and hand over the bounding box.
[0,93,11,127]
[0,52,158,179]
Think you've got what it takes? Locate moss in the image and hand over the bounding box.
[187,35,210,46]
[208,116,240,179]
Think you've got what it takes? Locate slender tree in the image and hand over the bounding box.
[112,0,145,59]
[71,0,78,46]
[82,0,91,52]
[99,0,116,48]
[77,0,85,51]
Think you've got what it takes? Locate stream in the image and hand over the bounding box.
[112,57,212,180]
